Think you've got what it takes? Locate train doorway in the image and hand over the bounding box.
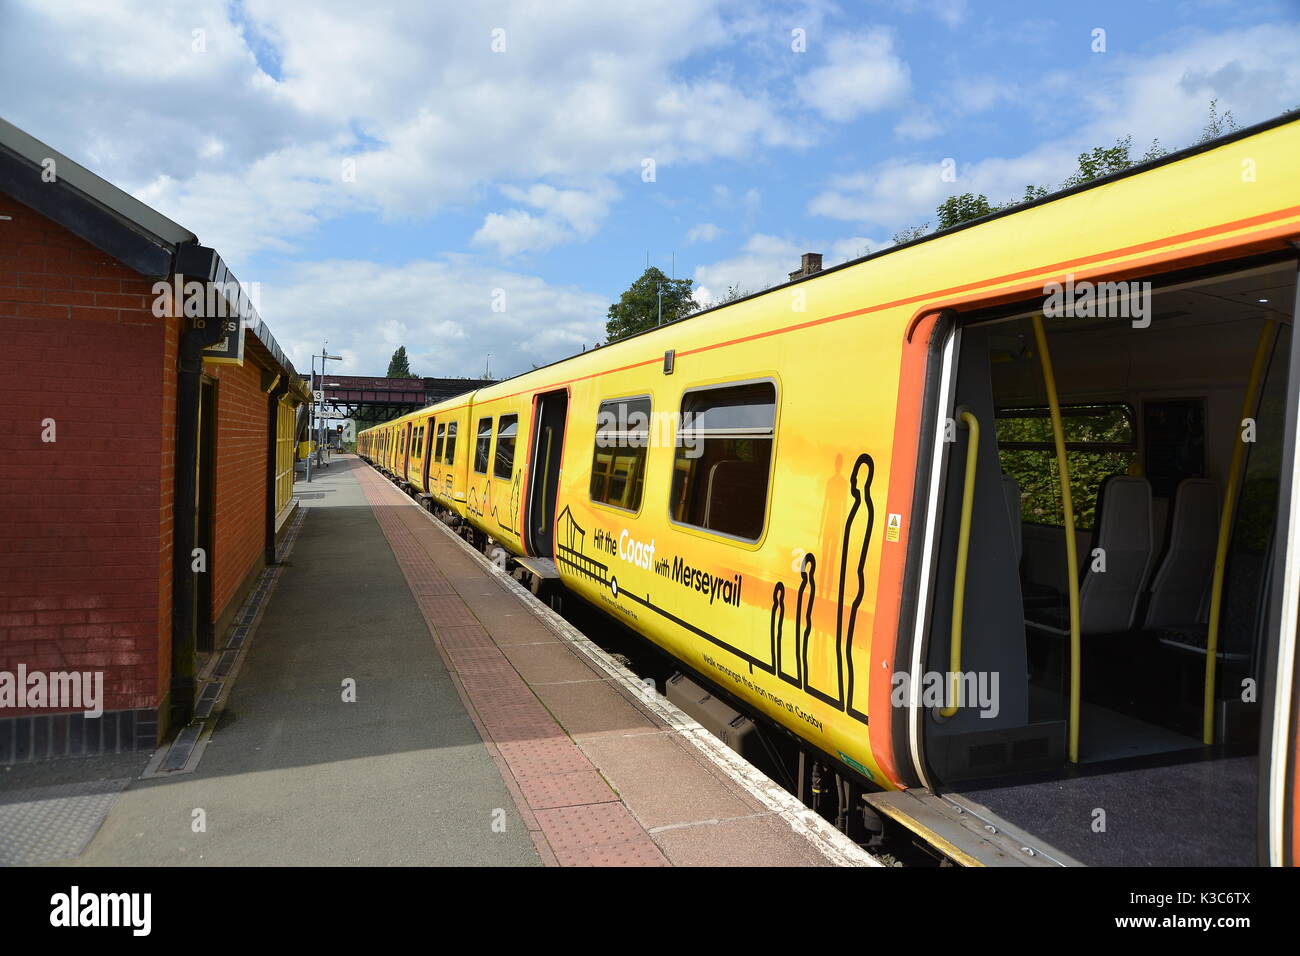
[526,390,568,560]
[914,254,1297,865]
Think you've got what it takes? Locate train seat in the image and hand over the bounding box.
[1143,478,1219,631]
[1026,476,1156,636]
[703,459,766,539]
[1003,474,1061,607]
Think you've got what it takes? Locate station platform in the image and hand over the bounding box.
[1,455,875,867]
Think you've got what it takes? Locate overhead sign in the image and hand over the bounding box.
[199,317,245,366]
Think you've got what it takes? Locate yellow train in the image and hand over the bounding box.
[360,113,1300,866]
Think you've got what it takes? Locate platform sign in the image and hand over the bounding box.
[200,317,245,367]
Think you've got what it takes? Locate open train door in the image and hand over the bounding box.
[1261,276,1300,867]
[400,420,413,485]
[525,389,568,561]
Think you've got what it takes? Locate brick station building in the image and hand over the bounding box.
[0,118,310,760]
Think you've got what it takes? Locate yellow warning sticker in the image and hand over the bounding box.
[885,513,902,542]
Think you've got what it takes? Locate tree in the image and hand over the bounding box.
[386,346,419,379]
[935,193,993,230]
[892,223,929,245]
[1060,136,1136,189]
[605,267,698,341]
[1197,98,1239,144]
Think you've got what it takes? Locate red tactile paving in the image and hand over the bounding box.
[533,803,670,867]
[356,467,668,866]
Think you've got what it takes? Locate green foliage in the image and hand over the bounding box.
[386,346,419,379]
[606,267,698,341]
[1060,136,1135,188]
[936,193,993,230]
[1197,98,1239,144]
[892,223,929,245]
[996,405,1136,530]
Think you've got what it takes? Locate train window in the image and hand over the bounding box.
[474,417,493,474]
[494,415,518,479]
[412,425,423,458]
[670,381,776,541]
[590,396,651,512]
[444,422,458,464]
[996,403,1136,529]
[434,423,445,461]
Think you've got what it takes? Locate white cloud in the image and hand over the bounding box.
[692,232,885,305]
[0,0,808,264]
[473,180,619,256]
[808,22,1300,231]
[797,28,911,122]
[262,258,607,381]
[894,107,943,141]
[686,222,723,243]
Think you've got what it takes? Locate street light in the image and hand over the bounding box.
[306,346,343,483]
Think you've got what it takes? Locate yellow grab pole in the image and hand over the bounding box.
[942,410,980,718]
[1031,313,1082,763]
[1203,319,1276,744]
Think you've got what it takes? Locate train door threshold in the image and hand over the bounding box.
[515,556,560,579]
[864,788,1082,867]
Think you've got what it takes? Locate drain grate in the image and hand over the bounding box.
[193,682,224,720]
[159,722,203,772]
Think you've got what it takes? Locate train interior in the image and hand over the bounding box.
[922,257,1296,865]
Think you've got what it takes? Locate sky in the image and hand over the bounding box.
[2,0,1299,381]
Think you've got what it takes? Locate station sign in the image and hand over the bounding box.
[199,316,245,366]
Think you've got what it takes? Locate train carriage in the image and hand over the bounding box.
[360,113,1300,865]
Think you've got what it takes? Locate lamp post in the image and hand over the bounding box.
[306,346,343,483]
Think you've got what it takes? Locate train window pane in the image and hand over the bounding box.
[445,422,458,464]
[435,423,445,461]
[590,397,651,512]
[670,382,775,541]
[413,426,422,458]
[996,403,1136,529]
[494,415,518,479]
[474,417,493,474]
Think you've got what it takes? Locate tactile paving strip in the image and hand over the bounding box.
[533,803,669,866]
[356,467,666,866]
[0,778,130,866]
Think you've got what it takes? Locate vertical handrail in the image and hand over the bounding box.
[537,427,554,536]
[942,411,980,717]
[1031,313,1082,763]
[1204,319,1276,744]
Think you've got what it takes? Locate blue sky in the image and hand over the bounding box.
[2,0,1298,380]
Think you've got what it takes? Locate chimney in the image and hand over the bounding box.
[789,252,823,281]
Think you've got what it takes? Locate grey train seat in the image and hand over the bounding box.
[1026,475,1156,637]
[1144,478,1219,632]
[1003,473,1060,607]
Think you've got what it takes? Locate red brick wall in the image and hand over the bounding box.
[0,193,169,716]
[208,350,269,625]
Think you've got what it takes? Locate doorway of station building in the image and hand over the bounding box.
[915,254,1297,865]
[526,390,568,561]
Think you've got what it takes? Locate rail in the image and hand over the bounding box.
[1203,319,1276,744]
[942,410,980,718]
[1031,313,1081,764]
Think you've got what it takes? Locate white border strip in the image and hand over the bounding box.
[907,326,958,790]
[1269,397,1300,865]
[397,479,882,867]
